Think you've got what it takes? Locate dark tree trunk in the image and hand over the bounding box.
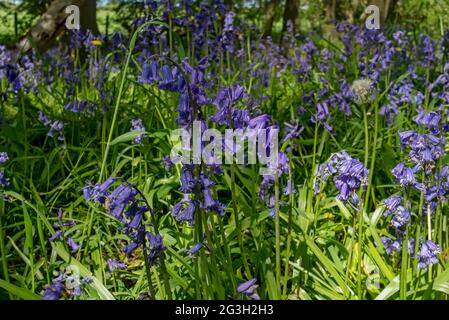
[281,0,299,37]
[224,0,233,10]
[80,0,99,35]
[263,0,281,38]
[385,0,399,24]
[370,0,397,25]
[17,0,98,53]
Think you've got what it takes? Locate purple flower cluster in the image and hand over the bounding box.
[383,196,411,230]
[382,236,441,270]
[49,209,79,253]
[171,166,226,224]
[64,100,95,114]
[131,119,146,145]
[380,107,448,269]
[210,85,248,128]
[84,178,166,266]
[43,269,92,300]
[107,259,127,272]
[315,151,369,205]
[38,111,65,143]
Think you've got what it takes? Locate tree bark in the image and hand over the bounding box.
[17,0,98,54]
[80,0,99,35]
[224,0,233,10]
[369,0,396,25]
[322,0,336,41]
[281,0,299,37]
[263,0,281,38]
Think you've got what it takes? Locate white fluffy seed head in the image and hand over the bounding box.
[350,78,376,105]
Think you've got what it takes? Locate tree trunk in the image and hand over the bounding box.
[322,0,337,41]
[344,0,360,24]
[17,0,98,53]
[281,0,299,37]
[224,0,233,10]
[263,0,281,38]
[324,0,336,22]
[80,0,99,35]
[369,0,395,25]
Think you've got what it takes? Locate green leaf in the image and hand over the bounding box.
[110,131,145,146]
[375,274,400,300]
[0,279,42,300]
[366,242,395,281]
[304,235,350,297]
[433,267,449,294]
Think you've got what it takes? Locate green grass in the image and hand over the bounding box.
[0,2,449,301]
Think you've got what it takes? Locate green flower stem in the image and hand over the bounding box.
[274,171,281,299]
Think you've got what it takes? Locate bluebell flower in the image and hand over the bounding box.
[283,179,296,196]
[418,240,441,269]
[316,151,368,204]
[139,60,159,84]
[109,184,138,218]
[43,276,65,300]
[107,259,127,272]
[0,152,9,164]
[147,232,166,265]
[50,230,63,242]
[390,206,411,229]
[210,85,246,127]
[176,91,192,126]
[38,111,65,142]
[179,165,197,193]
[123,242,139,255]
[131,119,145,145]
[162,156,175,172]
[83,177,116,203]
[159,65,177,91]
[384,196,402,214]
[64,101,95,114]
[380,236,402,255]
[236,278,260,300]
[248,114,272,131]
[67,238,79,253]
[173,200,197,224]
[188,242,203,256]
[391,162,417,187]
[413,110,441,133]
[282,121,304,143]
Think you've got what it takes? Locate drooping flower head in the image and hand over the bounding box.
[236,278,260,300]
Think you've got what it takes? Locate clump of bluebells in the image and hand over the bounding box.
[315,151,369,206]
[38,111,65,144]
[83,177,166,266]
[380,109,449,269]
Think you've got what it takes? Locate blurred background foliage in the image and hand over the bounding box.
[0,0,448,47]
